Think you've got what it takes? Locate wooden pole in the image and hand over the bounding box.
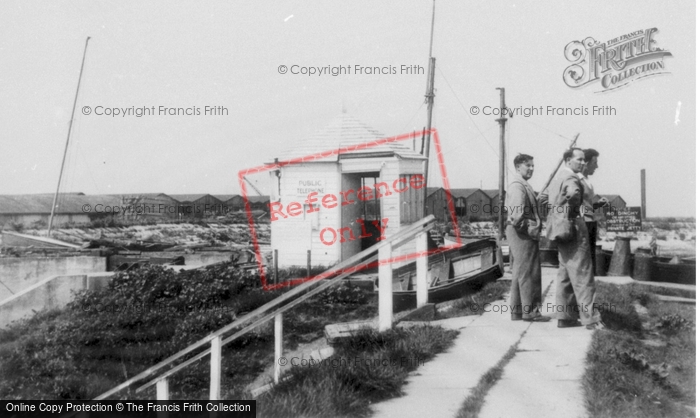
[416,231,428,307]
[156,379,169,400]
[306,250,311,278]
[378,243,393,331]
[496,88,507,241]
[274,249,279,285]
[539,133,580,195]
[274,313,283,384]
[641,169,646,220]
[422,57,436,217]
[422,0,437,217]
[48,36,91,236]
[209,336,222,400]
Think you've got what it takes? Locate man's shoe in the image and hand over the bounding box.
[523,316,552,322]
[557,319,581,328]
[586,321,606,330]
[511,314,523,321]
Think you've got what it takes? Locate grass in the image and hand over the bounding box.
[256,325,459,418]
[456,336,522,418]
[0,264,377,400]
[583,282,695,418]
[438,280,511,319]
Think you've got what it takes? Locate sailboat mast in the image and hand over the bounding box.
[48,36,91,236]
[496,88,507,240]
[422,0,436,215]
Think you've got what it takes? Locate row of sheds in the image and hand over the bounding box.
[425,187,626,222]
[0,193,271,227]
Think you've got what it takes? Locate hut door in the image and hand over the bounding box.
[340,174,363,260]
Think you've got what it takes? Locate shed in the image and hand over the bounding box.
[0,193,121,228]
[170,194,225,218]
[426,188,493,222]
[482,189,502,210]
[270,113,427,268]
[112,193,180,218]
[595,194,627,221]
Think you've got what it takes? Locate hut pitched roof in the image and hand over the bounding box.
[277,113,425,162]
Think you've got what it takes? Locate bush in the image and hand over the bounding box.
[0,262,274,399]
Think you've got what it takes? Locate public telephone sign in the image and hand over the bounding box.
[605,206,642,232]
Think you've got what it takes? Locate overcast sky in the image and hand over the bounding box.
[0,0,695,216]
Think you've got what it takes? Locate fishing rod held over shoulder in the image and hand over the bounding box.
[539,133,580,195]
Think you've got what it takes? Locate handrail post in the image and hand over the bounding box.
[416,231,428,307]
[156,378,169,400]
[210,336,222,400]
[274,313,283,383]
[378,242,393,331]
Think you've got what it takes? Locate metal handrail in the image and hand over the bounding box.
[94,215,436,400]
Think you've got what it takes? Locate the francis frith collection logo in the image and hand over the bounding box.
[562,28,672,93]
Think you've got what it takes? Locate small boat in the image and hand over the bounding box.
[380,237,503,312]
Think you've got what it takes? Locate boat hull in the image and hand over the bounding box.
[385,238,503,312]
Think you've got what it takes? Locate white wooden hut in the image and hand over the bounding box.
[269,113,427,268]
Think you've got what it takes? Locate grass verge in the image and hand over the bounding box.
[438,280,511,319]
[583,282,695,418]
[0,264,377,400]
[456,336,522,418]
[256,325,458,418]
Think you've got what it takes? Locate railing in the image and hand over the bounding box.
[95,215,437,400]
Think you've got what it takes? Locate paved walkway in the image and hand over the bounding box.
[371,267,593,418]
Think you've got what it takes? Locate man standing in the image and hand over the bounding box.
[580,149,608,273]
[541,148,603,330]
[506,154,550,322]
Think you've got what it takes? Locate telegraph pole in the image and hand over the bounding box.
[422,0,437,216]
[496,88,507,240]
[641,169,647,220]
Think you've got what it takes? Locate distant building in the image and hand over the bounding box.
[113,193,179,218]
[0,193,121,228]
[169,194,225,218]
[482,189,502,210]
[426,188,493,222]
[218,195,270,213]
[596,194,627,222]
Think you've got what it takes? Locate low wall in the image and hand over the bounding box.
[145,252,234,266]
[0,272,114,329]
[0,256,107,301]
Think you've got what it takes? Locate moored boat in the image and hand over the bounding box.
[380,237,503,311]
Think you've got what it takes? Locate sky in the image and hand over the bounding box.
[0,0,695,217]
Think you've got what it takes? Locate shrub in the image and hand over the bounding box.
[0,262,272,399]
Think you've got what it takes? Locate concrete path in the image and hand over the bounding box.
[371,267,594,418]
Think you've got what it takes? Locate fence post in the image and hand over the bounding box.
[274,313,284,383]
[416,231,428,307]
[210,336,222,400]
[378,243,393,331]
[307,250,311,278]
[156,378,169,400]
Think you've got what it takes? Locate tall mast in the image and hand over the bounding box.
[496,88,506,240]
[422,0,436,215]
[48,36,91,236]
